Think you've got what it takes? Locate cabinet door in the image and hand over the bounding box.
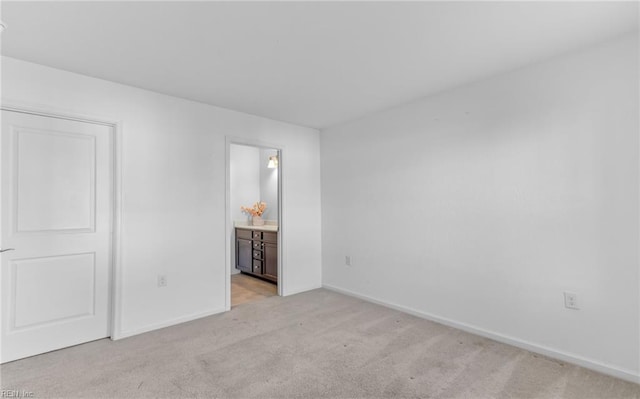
[236,238,252,272]
[263,242,278,280]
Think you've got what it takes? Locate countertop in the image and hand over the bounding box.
[234,221,278,232]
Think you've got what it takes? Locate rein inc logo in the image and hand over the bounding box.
[1,390,34,398]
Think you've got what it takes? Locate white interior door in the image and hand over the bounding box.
[1,110,112,363]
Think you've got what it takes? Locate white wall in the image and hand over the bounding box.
[230,144,260,223]
[260,148,279,221]
[321,34,639,381]
[1,56,322,338]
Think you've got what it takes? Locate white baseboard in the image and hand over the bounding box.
[323,283,640,385]
[112,307,226,340]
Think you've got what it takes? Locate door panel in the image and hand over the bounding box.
[12,253,96,329]
[1,110,112,363]
[14,129,95,233]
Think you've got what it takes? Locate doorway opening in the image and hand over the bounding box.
[226,140,282,309]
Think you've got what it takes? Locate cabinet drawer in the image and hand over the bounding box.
[262,231,277,243]
[252,260,262,274]
[236,229,252,240]
[252,231,262,240]
[253,250,263,260]
[252,241,263,250]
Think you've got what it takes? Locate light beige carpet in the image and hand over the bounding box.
[1,288,639,398]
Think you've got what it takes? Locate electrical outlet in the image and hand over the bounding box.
[564,292,578,310]
[345,256,352,266]
[158,274,167,288]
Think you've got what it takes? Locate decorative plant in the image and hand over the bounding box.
[241,201,267,217]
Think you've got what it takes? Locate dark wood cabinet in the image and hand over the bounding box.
[236,238,253,273]
[263,242,277,280]
[235,228,277,283]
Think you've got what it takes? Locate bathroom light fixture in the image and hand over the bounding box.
[267,155,278,169]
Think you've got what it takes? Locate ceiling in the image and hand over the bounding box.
[1,2,638,129]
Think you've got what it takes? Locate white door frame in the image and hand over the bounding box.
[0,101,124,341]
[225,136,284,310]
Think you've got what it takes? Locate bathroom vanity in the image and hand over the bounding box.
[235,226,278,283]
